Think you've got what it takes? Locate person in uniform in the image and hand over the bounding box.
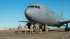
[24,25,28,34]
[18,24,22,32]
[35,23,40,33]
[30,24,34,34]
[45,24,48,34]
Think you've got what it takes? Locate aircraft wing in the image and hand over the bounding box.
[18,21,29,23]
[59,20,70,24]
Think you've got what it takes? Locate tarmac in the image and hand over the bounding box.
[0,30,70,39]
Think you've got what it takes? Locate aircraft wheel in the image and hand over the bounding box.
[65,28,69,31]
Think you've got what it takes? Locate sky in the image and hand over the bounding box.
[0,0,70,28]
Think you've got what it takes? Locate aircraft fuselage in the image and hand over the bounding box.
[25,4,64,26]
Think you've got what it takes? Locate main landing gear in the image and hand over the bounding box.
[65,23,70,31]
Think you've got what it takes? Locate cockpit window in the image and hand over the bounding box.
[29,6,34,8]
[35,6,40,9]
[38,6,40,9]
[28,5,40,9]
[35,6,37,8]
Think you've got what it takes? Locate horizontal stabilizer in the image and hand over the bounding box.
[59,20,70,24]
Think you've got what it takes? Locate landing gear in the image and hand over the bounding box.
[27,23,31,29]
[65,23,70,31]
[65,28,69,31]
[41,24,48,33]
[42,25,45,32]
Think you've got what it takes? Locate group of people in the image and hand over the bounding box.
[17,23,48,34]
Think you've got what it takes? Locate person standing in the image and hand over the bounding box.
[30,24,34,34]
[45,24,48,34]
[35,23,40,34]
[18,24,22,32]
[24,25,28,34]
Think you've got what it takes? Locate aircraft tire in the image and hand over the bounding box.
[65,28,69,31]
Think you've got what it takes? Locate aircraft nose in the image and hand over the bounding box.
[25,9,33,17]
[26,9,31,15]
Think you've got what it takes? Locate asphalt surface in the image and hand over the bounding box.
[0,31,70,39]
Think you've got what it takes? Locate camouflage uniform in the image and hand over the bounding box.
[30,24,34,34]
[18,24,22,32]
[24,25,28,34]
[45,24,48,33]
[35,23,40,33]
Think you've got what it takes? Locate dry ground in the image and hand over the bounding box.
[0,30,70,39]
